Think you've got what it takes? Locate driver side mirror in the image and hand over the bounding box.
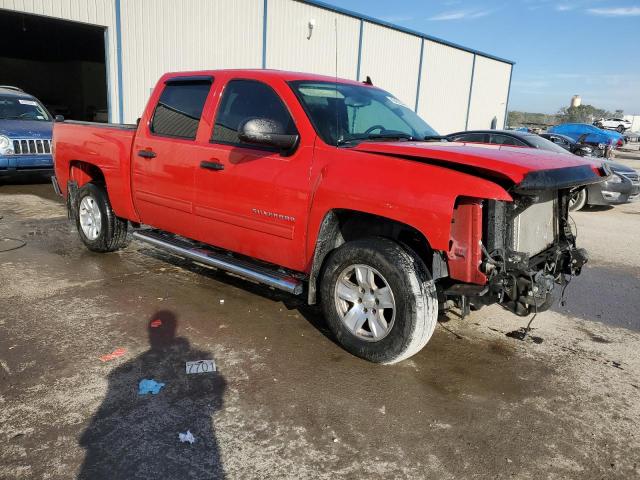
[238,118,299,155]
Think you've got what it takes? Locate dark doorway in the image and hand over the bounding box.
[0,9,109,122]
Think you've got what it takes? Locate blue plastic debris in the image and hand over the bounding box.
[138,379,166,395]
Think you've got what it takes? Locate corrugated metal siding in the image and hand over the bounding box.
[2,0,514,129]
[0,0,120,122]
[266,0,360,79]
[417,40,474,135]
[119,0,263,123]
[0,0,112,25]
[466,56,512,130]
[358,22,422,108]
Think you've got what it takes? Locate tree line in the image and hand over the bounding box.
[508,105,624,128]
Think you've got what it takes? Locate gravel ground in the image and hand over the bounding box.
[0,173,639,479]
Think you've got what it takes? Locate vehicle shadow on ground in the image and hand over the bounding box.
[137,248,455,350]
[583,205,614,212]
[0,173,59,202]
[0,172,51,186]
[77,310,227,479]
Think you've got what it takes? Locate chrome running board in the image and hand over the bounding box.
[133,229,304,295]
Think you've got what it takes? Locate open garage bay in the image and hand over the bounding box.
[0,10,108,122]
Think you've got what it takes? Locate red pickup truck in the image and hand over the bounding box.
[52,69,602,363]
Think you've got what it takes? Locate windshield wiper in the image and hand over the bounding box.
[336,132,419,146]
[423,135,448,142]
[364,133,417,141]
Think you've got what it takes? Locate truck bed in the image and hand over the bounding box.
[53,119,139,221]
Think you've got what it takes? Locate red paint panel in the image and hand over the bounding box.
[52,123,139,221]
[446,199,486,285]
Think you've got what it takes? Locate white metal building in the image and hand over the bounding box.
[0,0,514,134]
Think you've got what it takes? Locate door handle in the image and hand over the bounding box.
[137,149,157,159]
[200,160,225,171]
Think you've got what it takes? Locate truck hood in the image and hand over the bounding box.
[0,119,53,139]
[352,141,606,191]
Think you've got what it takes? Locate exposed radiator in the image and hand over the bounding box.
[511,191,558,256]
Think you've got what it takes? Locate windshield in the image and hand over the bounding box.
[0,95,51,121]
[525,134,571,154]
[289,81,439,146]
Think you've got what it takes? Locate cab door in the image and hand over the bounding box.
[132,77,213,239]
[193,78,313,271]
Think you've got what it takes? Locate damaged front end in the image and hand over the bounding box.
[444,164,606,317]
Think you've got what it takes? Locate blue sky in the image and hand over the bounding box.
[330,0,640,114]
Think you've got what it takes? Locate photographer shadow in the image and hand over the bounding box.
[78,310,227,479]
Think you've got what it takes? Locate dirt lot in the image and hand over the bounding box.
[1,166,639,479]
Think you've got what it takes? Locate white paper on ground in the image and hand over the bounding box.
[178,430,196,444]
[185,359,216,374]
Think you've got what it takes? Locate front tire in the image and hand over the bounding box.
[75,182,129,252]
[320,237,438,364]
[569,188,588,211]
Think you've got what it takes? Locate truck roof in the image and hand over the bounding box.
[0,86,30,97]
[160,69,370,87]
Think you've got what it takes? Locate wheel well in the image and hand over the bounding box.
[307,209,436,304]
[69,161,105,187]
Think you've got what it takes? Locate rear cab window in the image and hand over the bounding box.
[490,134,525,146]
[211,79,297,150]
[150,78,212,139]
[451,133,489,143]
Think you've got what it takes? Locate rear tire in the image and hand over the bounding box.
[319,237,438,364]
[75,182,129,252]
[617,125,625,133]
[569,189,588,211]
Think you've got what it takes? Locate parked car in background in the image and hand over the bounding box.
[548,123,624,157]
[567,162,639,210]
[594,118,632,133]
[623,130,640,143]
[446,129,572,154]
[447,129,639,211]
[539,133,594,156]
[0,86,53,179]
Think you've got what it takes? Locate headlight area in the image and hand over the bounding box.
[483,192,587,316]
[442,192,588,318]
[0,135,14,155]
[608,174,623,184]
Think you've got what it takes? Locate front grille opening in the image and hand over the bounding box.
[11,139,52,155]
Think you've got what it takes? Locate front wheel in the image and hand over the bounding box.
[320,237,438,364]
[75,182,129,252]
[569,189,588,211]
[617,125,625,133]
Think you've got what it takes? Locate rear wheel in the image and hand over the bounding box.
[320,237,438,364]
[569,189,588,211]
[75,182,129,252]
[617,125,625,133]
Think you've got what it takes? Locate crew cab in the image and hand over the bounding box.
[52,70,604,364]
[0,86,53,178]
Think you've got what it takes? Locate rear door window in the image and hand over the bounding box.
[150,79,212,139]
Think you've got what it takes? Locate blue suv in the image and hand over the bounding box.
[0,86,53,178]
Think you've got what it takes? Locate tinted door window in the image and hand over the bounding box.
[150,80,212,139]
[451,133,489,143]
[211,79,297,148]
